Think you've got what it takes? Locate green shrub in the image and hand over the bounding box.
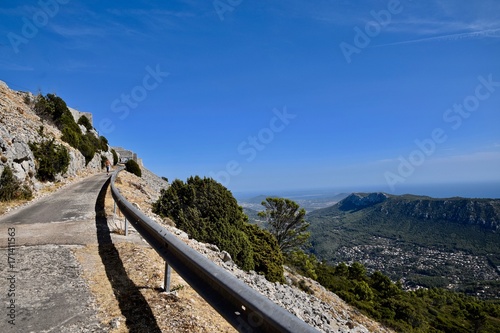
[125,159,141,177]
[34,94,108,165]
[29,139,70,181]
[153,176,285,281]
[77,115,92,131]
[0,166,33,201]
[286,250,318,280]
[61,127,81,148]
[46,93,69,120]
[244,223,285,282]
[99,136,109,151]
[34,94,54,118]
[79,133,100,165]
[23,94,32,106]
[111,149,118,165]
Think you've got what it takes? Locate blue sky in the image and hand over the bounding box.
[1,0,499,196]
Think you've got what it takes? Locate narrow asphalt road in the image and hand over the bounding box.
[0,173,111,333]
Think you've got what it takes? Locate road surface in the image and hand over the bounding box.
[0,173,110,333]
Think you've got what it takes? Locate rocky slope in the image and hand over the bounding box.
[0,80,113,196]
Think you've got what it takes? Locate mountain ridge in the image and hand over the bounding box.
[307,192,500,298]
[313,192,500,232]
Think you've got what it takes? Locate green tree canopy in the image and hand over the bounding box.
[125,159,141,177]
[77,115,93,131]
[34,94,109,165]
[258,197,310,253]
[153,176,284,282]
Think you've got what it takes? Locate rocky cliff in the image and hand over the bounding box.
[335,192,499,232]
[381,196,500,232]
[0,80,112,193]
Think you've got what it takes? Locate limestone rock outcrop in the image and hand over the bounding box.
[0,80,112,192]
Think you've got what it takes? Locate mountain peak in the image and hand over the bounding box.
[338,192,389,211]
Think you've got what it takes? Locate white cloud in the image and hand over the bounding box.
[50,24,105,38]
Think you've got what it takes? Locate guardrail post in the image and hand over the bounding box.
[124,217,128,236]
[164,262,171,292]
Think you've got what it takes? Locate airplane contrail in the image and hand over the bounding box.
[373,28,500,47]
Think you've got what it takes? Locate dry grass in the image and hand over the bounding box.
[0,199,30,215]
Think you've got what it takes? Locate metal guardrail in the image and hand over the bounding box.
[110,168,320,333]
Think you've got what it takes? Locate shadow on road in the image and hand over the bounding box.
[95,178,162,333]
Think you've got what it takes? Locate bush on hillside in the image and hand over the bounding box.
[0,166,32,201]
[152,176,285,282]
[99,136,109,151]
[29,139,70,181]
[34,94,109,165]
[111,149,118,165]
[34,94,55,119]
[77,115,92,131]
[125,159,141,177]
[244,223,285,283]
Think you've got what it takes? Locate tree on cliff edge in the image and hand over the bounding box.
[258,197,310,254]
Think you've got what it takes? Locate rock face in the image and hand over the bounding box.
[381,196,500,231]
[0,80,112,192]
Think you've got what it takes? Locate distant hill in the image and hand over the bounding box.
[307,193,500,298]
[246,194,276,204]
[239,191,350,212]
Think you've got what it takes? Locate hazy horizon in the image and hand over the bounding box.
[234,181,500,201]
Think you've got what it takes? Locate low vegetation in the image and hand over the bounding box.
[125,159,142,177]
[111,148,119,165]
[34,94,108,164]
[0,166,32,201]
[29,138,70,182]
[77,115,92,131]
[152,176,285,282]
